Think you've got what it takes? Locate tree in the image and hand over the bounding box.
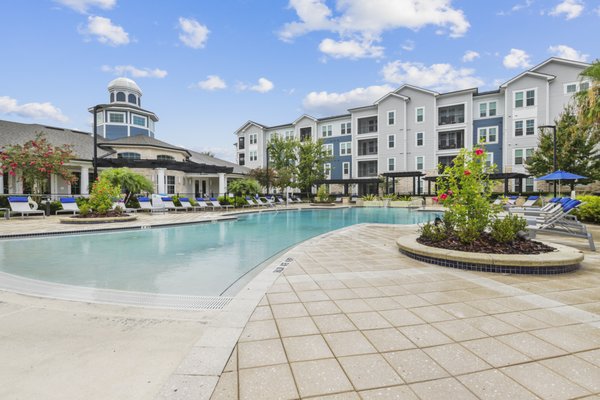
[249,167,276,191]
[99,168,154,204]
[268,135,298,193]
[575,59,600,128]
[0,133,76,196]
[296,139,331,195]
[227,178,261,197]
[198,151,216,157]
[527,106,600,189]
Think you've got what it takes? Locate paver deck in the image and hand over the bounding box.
[210,224,600,400]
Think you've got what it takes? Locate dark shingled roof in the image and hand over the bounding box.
[0,120,113,160]
[188,150,250,175]
[99,135,190,154]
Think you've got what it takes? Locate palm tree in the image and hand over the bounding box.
[576,59,600,127]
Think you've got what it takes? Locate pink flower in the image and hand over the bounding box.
[432,196,439,202]
[447,190,453,196]
[475,148,484,156]
[440,193,448,200]
[464,170,471,176]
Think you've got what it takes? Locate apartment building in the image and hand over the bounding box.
[234,58,591,195]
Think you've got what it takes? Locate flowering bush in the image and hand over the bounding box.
[435,146,496,244]
[88,177,121,215]
[0,133,76,194]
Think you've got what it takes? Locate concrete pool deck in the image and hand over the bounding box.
[0,211,598,399]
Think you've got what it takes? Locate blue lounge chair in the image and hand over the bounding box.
[8,196,45,218]
[56,197,80,215]
[209,197,233,211]
[137,196,167,213]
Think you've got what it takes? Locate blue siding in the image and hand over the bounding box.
[130,126,150,137]
[473,117,503,171]
[105,125,128,139]
[323,136,352,179]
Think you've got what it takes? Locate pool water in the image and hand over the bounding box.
[0,208,440,296]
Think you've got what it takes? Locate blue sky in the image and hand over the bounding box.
[0,0,597,161]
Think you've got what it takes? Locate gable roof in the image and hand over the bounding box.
[374,92,409,105]
[292,114,318,125]
[530,57,591,72]
[499,71,555,88]
[234,120,267,134]
[188,150,250,175]
[395,84,439,96]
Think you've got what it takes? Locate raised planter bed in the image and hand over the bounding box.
[309,202,336,207]
[60,215,138,224]
[397,233,583,274]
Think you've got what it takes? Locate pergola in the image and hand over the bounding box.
[422,172,530,195]
[314,178,380,195]
[381,171,426,195]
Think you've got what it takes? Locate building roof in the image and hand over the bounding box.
[530,57,590,72]
[234,120,267,134]
[108,77,142,94]
[99,135,191,156]
[188,149,250,175]
[499,71,555,88]
[0,119,113,160]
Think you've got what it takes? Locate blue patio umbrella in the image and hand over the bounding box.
[536,170,587,196]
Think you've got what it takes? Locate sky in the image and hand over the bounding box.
[0,0,598,161]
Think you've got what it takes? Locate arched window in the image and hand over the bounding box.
[138,98,141,107]
[117,152,141,160]
[116,92,126,102]
[110,92,115,103]
[157,155,175,161]
[128,94,137,104]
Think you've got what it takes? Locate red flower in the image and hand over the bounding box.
[464,170,471,176]
[475,148,484,156]
[440,193,448,200]
[432,196,439,202]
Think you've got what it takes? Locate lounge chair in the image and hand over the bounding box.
[350,196,358,203]
[527,199,595,251]
[112,200,137,214]
[507,196,540,213]
[503,195,520,209]
[335,196,343,203]
[209,197,233,211]
[254,195,273,207]
[492,197,503,206]
[290,196,303,203]
[161,196,187,212]
[245,197,259,207]
[8,196,45,218]
[137,196,167,213]
[275,196,286,205]
[56,197,80,215]
[196,198,217,211]
[179,197,204,211]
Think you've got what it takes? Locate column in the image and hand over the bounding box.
[0,174,3,194]
[218,173,226,197]
[15,172,23,194]
[80,166,89,195]
[156,168,166,194]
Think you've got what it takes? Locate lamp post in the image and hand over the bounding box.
[539,125,557,197]
[92,105,100,181]
[266,145,272,195]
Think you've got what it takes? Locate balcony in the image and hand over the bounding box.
[438,130,464,150]
[300,127,312,142]
[438,105,465,125]
[357,139,378,156]
[357,161,378,177]
[357,116,378,134]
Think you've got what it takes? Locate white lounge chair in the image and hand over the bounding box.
[196,198,217,211]
[209,197,233,211]
[245,197,259,207]
[56,197,80,215]
[179,197,204,211]
[8,196,45,218]
[112,200,137,214]
[255,196,274,207]
[161,196,187,212]
[137,196,167,213]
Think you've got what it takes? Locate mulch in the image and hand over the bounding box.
[72,211,126,219]
[417,233,555,255]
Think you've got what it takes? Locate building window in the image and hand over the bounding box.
[324,163,331,179]
[110,92,115,103]
[438,155,456,173]
[479,101,497,118]
[485,153,494,168]
[300,127,312,141]
[357,117,378,134]
[157,155,174,161]
[340,142,352,155]
[525,177,534,192]
[116,92,125,102]
[117,152,141,160]
[438,130,464,150]
[284,130,294,140]
[565,83,577,94]
[238,136,245,150]
[249,151,258,161]
[416,107,424,123]
[357,160,378,177]
[323,143,334,156]
[128,94,137,104]
[238,153,245,166]
[416,132,424,147]
[167,176,175,194]
[387,110,395,125]
[321,125,332,137]
[132,115,146,127]
[388,157,395,172]
[438,104,465,125]
[515,89,535,108]
[358,139,378,156]
[342,162,350,176]
[514,148,534,165]
[580,81,590,91]
[416,156,424,171]
[388,134,395,149]
[341,122,351,135]
[514,91,524,108]
[478,126,498,144]
[526,89,535,106]
[515,119,535,136]
[109,112,125,123]
[249,133,257,145]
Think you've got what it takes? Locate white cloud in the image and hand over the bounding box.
[318,38,384,59]
[549,0,584,19]
[498,0,534,16]
[0,96,68,123]
[239,78,275,93]
[178,17,209,49]
[101,65,167,78]
[503,48,531,69]
[381,60,484,92]
[81,15,129,46]
[401,40,415,51]
[462,50,480,62]
[192,75,227,91]
[54,0,115,13]
[302,84,394,114]
[279,0,469,59]
[548,44,589,62]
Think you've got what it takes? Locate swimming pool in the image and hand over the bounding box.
[0,208,440,296]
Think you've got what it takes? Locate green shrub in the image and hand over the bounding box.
[0,196,9,208]
[316,185,330,202]
[79,203,91,216]
[419,222,447,242]
[217,196,231,205]
[49,201,62,214]
[171,195,182,207]
[75,197,89,207]
[233,195,248,208]
[574,195,600,223]
[126,196,140,209]
[88,177,120,215]
[490,215,527,243]
[362,194,378,201]
[397,195,412,201]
